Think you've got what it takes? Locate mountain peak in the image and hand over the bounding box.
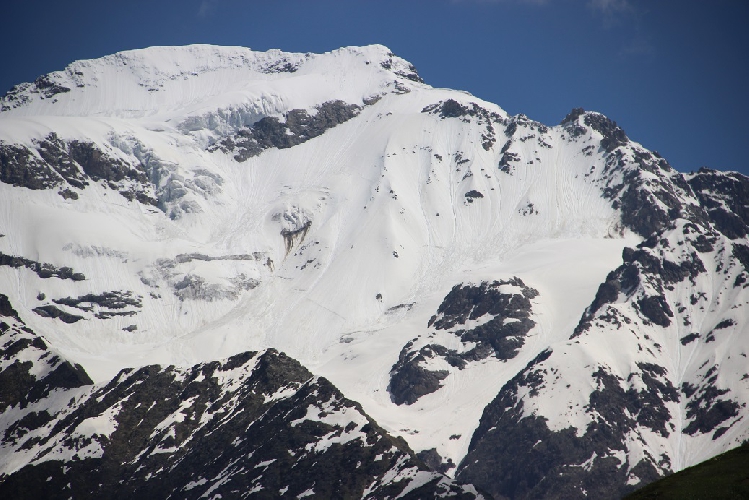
[0,44,422,119]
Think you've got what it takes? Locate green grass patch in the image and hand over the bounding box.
[625,442,749,499]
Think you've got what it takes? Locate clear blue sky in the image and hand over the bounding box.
[2,0,747,175]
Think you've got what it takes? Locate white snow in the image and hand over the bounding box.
[73,406,119,438]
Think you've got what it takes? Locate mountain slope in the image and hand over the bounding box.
[0,293,482,498]
[455,168,749,497]
[1,44,748,497]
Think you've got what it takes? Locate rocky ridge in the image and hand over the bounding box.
[0,293,483,499]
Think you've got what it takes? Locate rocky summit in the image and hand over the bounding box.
[0,44,747,499]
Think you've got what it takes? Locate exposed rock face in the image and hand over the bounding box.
[457,351,673,500]
[465,189,484,202]
[0,350,481,498]
[573,225,710,337]
[688,167,749,239]
[428,279,538,360]
[390,279,539,406]
[0,133,157,205]
[0,252,85,281]
[34,291,144,321]
[53,290,141,312]
[1,75,71,112]
[389,342,450,406]
[0,131,232,220]
[212,100,362,162]
[380,51,423,83]
[422,99,506,150]
[0,294,92,414]
[497,113,552,175]
[583,112,628,153]
[559,109,708,239]
[32,304,84,323]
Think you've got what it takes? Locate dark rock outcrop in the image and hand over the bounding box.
[0,252,85,281]
[0,347,481,499]
[390,278,539,405]
[583,112,628,153]
[465,190,484,202]
[0,133,157,206]
[213,100,362,162]
[688,167,749,239]
[52,291,142,319]
[389,342,450,406]
[457,352,676,499]
[429,279,538,360]
[0,294,92,413]
[422,99,506,151]
[32,305,84,323]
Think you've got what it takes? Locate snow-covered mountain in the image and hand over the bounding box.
[1,44,747,498]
